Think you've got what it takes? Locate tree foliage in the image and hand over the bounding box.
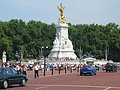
[0,19,120,62]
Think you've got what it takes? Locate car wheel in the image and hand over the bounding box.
[90,73,94,76]
[112,70,114,72]
[80,73,82,76]
[19,79,26,86]
[3,80,8,89]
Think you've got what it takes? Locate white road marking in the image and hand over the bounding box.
[27,84,120,90]
[36,85,52,90]
[103,87,112,90]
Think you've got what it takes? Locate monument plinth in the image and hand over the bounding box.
[48,3,77,60]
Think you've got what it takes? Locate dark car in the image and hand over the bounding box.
[0,67,28,89]
[105,63,117,72]
[80,65,96,76]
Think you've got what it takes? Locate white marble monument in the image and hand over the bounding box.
[2,51,6,63]
[48,3,77,60]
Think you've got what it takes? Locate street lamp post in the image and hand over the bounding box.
[79,45,83,64]
[44,57,46,76]
[15,50,23,66]
[15,51,19,61]
[39,46,44,63]
[41,46,44,58]
[105,46,109,60]
[19,50,23,66]
[43,46,48,76]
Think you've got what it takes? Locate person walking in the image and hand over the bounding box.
[33,63,40,78]
[21,64,27,75]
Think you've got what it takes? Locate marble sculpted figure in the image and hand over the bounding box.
[2,51,6,63]
[53,37,59,47]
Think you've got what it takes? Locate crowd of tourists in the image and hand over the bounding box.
[0,60,119,78]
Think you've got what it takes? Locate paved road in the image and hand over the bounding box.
[5,70,120,90]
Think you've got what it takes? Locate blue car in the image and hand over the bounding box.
[0,67,28,89]
[80,65,96,76]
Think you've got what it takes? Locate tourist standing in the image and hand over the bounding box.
[33,63,40,78]
[21,64,27,75]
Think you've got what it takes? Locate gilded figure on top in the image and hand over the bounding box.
[57,3,66,24]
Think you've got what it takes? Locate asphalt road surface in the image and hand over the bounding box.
[4,70,120,90]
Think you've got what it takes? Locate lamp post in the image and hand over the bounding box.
[39,46,44,63]
[19,50,23,66]
[15,51,19,61]
[105,46,109,60]
[40,46,44,58]
[15,50,23,66]
[79,45,83,64]
[43,46,48,76]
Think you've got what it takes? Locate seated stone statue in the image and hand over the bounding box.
[53,37,59,47]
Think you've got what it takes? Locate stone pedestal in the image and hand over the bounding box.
[48,23,77,60]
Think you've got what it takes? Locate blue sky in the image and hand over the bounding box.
[0,0,120,25]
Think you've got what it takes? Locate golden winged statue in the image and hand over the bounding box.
[57,3,66,24]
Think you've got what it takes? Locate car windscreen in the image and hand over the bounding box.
[106,63,114,66]
[0,68,4,74]
[9,68,17,74]
[82,65,90,68]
